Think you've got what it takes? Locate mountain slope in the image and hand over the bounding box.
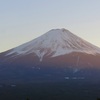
[0,28,100,83]
[4,28,100,61]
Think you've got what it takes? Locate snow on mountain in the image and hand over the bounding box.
[6,28,100,61]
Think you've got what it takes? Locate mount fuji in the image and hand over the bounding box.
[0,28,100,83]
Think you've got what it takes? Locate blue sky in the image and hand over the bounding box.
[0,0,100,52]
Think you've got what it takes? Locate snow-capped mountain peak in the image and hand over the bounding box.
[6,28,100,61]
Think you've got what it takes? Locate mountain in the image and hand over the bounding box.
[0,28,100,84]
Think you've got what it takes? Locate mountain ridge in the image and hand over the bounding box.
[3,28,100,62]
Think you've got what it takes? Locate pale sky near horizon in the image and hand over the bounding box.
[0,0,100,53]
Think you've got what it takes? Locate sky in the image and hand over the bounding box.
[0,0,100,53]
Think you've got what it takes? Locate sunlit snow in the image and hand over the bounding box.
[6,28,100,61]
